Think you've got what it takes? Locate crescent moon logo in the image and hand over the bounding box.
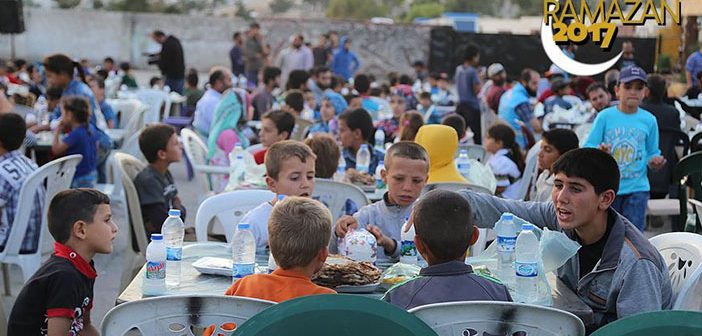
[541,16,622,76]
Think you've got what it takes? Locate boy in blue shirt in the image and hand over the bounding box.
[584,66,666,231]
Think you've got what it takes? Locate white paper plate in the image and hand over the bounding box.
[192,257,232,276]
[334,282,381,293]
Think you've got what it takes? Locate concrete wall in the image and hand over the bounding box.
[0,8,431,77]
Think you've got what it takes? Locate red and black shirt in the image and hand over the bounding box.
[8,243,96,335]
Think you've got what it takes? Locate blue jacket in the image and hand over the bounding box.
[498,82,533,149]
[331,37,360,80]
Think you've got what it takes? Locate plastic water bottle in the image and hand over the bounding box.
[229,143,246,185]
[515,223,540,303]
[335,153,347,182]
[356,144,371,174]
[495,213,517,284]
[232,223,256,281]
[238,74,248,90]
[374,129,385,151]
[456,149,471,179]
[400,216,417,265]
[162,209,184,287]
[143,234,167,296]
[375,160,386,190]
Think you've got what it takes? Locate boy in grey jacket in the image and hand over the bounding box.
[459,148,671,332]
[383,189,512,309]
[334,142,429,262]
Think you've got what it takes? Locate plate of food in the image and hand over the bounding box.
[312,255,382,293]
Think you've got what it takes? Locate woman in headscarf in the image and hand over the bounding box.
[207,88,249,192]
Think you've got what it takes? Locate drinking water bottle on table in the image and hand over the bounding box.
[143,234,167,296]
[515,223,539,303]
[375,160,386,191]
[232,223,256,281]
[162,209,184,287]
[374,129,385,151]
[495,213,517,284]
[356,144,371,174]
[456,149,471,179]
[400,216,417,265]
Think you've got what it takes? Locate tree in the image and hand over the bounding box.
[269,0,294,14]
[235,0,252,20]
[53,0,81,9]
[405,2,444,22]
[108,0,151,12]
[327,0,388,20]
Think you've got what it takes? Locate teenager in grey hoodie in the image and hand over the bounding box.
[459,148,672,332]
[333,142,429,262]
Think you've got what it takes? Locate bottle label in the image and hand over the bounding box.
[357,165,369,173]
[166,247,182,261]
[232,263,255,278]
[496,236,516,252]
[457,163,470,171]
[146,261,165,279]
[515,262,538,277]
[376,178,386,190]
[400,240,417,257]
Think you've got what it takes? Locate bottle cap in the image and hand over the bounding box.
[168,209,181,217]
[379,160,384,165]
[361,144,368,149]
[522,223,534,231]
[238,223,251,230]
[235,142,242,147]
[501,213,514,221]
[151,234,163,241]
[277,194,286,201]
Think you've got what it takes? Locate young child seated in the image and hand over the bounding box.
[283,90,312,141]
[398,111,424,142]
[225,197,335,302]
[253,110,295,165]
[8,189,118,334]
[0,113,43,254]
[307,96,339,136]
[338,108,384,174]
[305,133,358,216]
[51,96,100,188]
[376,93,405,142]
[241,140,316,254]
[441,113,470,146]
[383,189,512,309]
[134,123,186,236]
[484,123,525,199]
[532,128,579,202]
[334,142,429,261]
[417,92,440,124]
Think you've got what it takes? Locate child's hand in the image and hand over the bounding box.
[598,143,612,154]
[335,215,358,238]
[367,225,395,252]
[648,155,667,170]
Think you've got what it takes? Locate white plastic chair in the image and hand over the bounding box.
[100,295,275,336]
[135,88,170,124]
[458,144,488,163]
[409,301,585,336]
[422,182,492,195]
[312,179,371,222]
[195,190,276,242]
[181,128,214,196]
[649,232,702,309]
[514,141,541,201]
[119,129,145,161]
[0,155,81,288]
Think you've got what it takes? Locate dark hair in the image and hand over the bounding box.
[414,189,474,263]
[138,123,176,163]
[46,86,63,101]
[339,108,374,143]
[305,133,340,179]
[520,68,537,84]
[186,69,199,87]
[262,110,295,138]
[263,66,282,85]
[0,113,27,151]
[209,68,227,86]
[103,57,115,64]
[232,31,241,39]
[387,72,399,86]
[95,70,108,81]
[331,75,345,89]
[399,111,424,141]
[551,148,620,194]
[369,87,382,97]
[249,22,260,29]
[48,189,110,244]
[384,141,429,171]
[13,59,26,69]
[149,76,162,87]
[353,74,370,94]
[442,113,466,140]
[697,72,702,82]
[62,95,91,126]
[43,54,87,85]
[152,30,165,37]
[419,91,431,100]
[542,129,579,156]
[586,82,607,96]
[92,77,105,90]
[488,124,525,172]
[312,66,330,77]
[399,74,412,85]
[119,62,131,71]
[286,69,310,90]
[413,60,425,67]
[464,44,480,62]
[284,90,305,113]
[647,74,667,100]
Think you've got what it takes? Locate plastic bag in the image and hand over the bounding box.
[381,262,421,289]
[465,159,497,194]
[540,227,581,273]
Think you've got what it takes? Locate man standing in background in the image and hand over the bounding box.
[244,22,268,87]
[230,32,245,78]
[150,30,185,94]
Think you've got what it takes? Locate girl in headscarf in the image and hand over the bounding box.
[207,89,250,192]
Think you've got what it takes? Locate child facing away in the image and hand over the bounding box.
[484,123,525,199]
[51,96,100,188]
[334,142,429,262]
[224,197,335,302]
[253,110,296,165]
[134,123,187,236]
[240,140,316,255]
[583,66,665,231]
[442,113,471,146]
[8,189,118,335]
[0,113,43,254]
[383,189,512,309]
[532,128,579,202]
[398,111,424,142]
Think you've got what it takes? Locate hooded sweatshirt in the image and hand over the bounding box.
[331,36,361,80]
[415,125,468,184]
